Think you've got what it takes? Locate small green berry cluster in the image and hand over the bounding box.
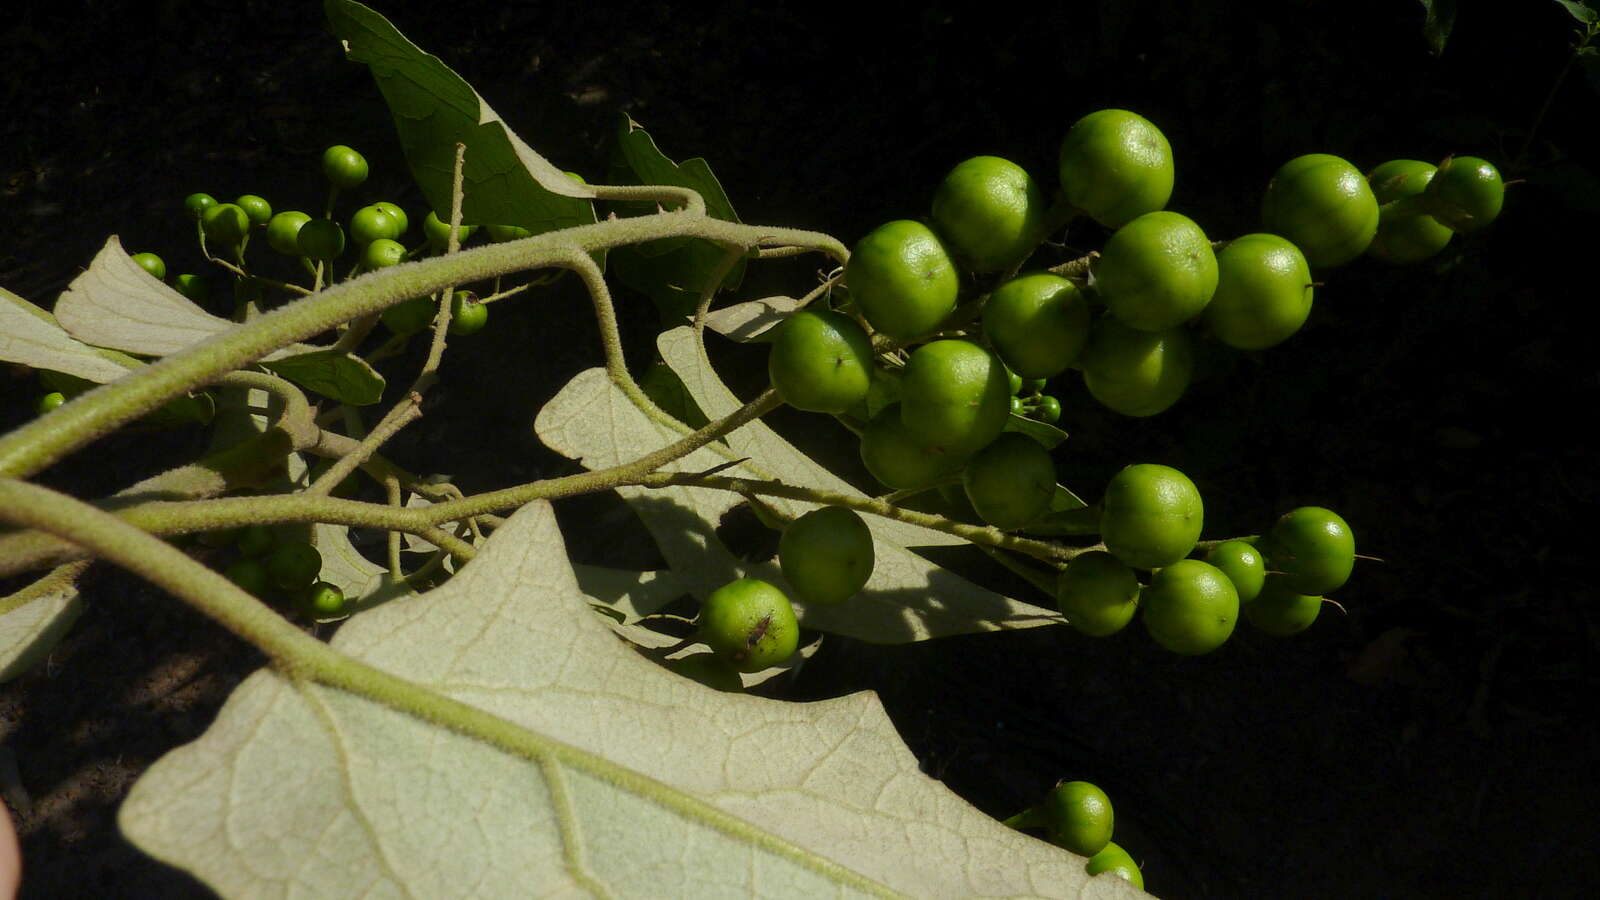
[218,525,345,621]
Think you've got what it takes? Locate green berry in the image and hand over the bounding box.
[1258,506,1355,595]
[1261,153,1379,268]
[224,558,271,597]
[201,203,251,248]
[859,403,964,491]
[1033,395,1062,423]
[1202,233,1313,350]
[1080,316,1193,417]
[1100,463,1203,570]
[1243,576,1323,636]
[1422,155,1504,234]
[930,155,1046,272]
[962,432,1056,530]
[1140,559,1239,655]
[266,541,322,591]
[130,252,166,281]
[844,220,960,341]
[297,218,346,261]
[1009,395,1025,416]
[322,144,369,190]
[1056,550,1139,637]
[265,210,312,256]
[184,192,217,218]
[423,210,476,249]
[349,205,402,246]
[302,581,347,618]
[1094,211,1218,332]
[983,272,1091,378]
[1044,781,1114,857]
[698,578,800,673]
[173,273,209,303]
[361,237,407,270]
[235,194,273,226]
[1205,539,1266,604]
[1366,160,1454,264]
[381,296,437,336]
[235,524,275,557]
[1085,841,1143,889]
[484,224,533,242]
[370,201,409,236]
[768,309,875,414]
[448,291,488,335]
[779,506,875,606]
[1058,109,1174,229]
[36,392,66,414]
[899,340,1012,460]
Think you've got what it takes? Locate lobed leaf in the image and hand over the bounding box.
[119,502,1134,898]
[700,295,803,342]
[260,349,387,406]
[0,286,138,383]
[0,566,84,683]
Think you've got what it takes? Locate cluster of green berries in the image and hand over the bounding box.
[219,525,345,620]
[170,145,515,337]
[1008,780,1142,889]
[1057,463,1356,654]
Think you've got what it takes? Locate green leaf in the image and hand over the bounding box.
[700,295,802,342]
[1555,0,1599,24]
[324,0,596,234]
[260,349,386,406]
[312,522,412,616]
[608,116,747,323]
[0,286,139,383]
[1418,0,1457,55]
[536,327,1063,643]
[119,502,1120,897]
[1,566,84,683]
[53,237,319,359]
[1003,413,1069,450]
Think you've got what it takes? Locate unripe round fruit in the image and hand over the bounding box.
[779,506,874,605]
[235,524,275,557]
[184,192,217,218]
[1058,109,1174,229]
[1044,781,1114,857]
[1140,559,1239,655]
[1243,576,1323,636]
[297,218,346,261]
[173,274,209,303]
[1366,160,1453,264]
[844,220,959,340]
[983,273,1091,378]
[202,203,251,248]
[370,201,410,236]
[361,237,407,270]
[266,210,313,256]
[899,340,1012,459]
[1100,463,1203,570]
[1203,233,1313,350]
[381,296,437,336]
[127,252,165,282]
[1094,210,1218,332]
[225,557,270,597]
[36,392,66,414]
[698,578,799,673]
[1205,539,1266,604]
[1258,506,1355,594]
[767,309,875,414]
[1033,395,1062,423]
[302,581,347,618]
[235,194,272,226]
[1085,841,1143,889]
[350,205,402,246]
[1423,155,1504,234]
[322,144,369,190]
[1080,316,1193,417]
[423,210,477,248]
[266,541,322,591]
[962,432,1056,530]
[1056,550,1139,637]
[930,155,1046,272]
[859,403,964,490]
[448,291,488,335]
[1261,153,1379,268]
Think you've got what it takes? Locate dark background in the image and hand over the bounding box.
[2,1,1597,897]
